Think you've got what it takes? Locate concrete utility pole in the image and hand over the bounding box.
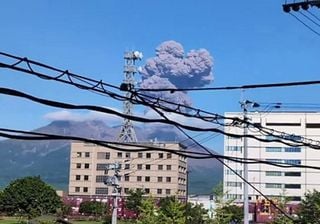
[240,100,259,224]
[117,51,143,143]
[104,163,121,224]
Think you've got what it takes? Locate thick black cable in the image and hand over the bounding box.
[1,54,319,149]
[0,53,319,149]
[144,100,295,221]
[2,87,316,149]
[2,127,320,171]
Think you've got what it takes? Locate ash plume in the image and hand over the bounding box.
[139,40,214,109]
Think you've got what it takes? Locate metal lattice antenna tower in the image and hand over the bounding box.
[117,51,143,142]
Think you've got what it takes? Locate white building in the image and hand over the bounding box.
[224,112,320,203]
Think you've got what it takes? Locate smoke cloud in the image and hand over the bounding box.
[140,40,214,108]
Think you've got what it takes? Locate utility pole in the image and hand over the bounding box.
[117,51,143,143]
[104,163,121,224]
[240,100,260,224]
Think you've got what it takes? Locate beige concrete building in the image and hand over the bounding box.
[68,141,187,199]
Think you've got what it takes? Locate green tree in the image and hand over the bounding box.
[212,182,243,224]
[0,176,61,219]
[298,190,320,224]
[137,196,159,224]
[158,197,185,224]
[272,191,295,224]
[125,189,144,215]
[79,201,107,217]
[185,202,209,224]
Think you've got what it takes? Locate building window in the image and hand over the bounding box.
[285,172,301,177]
[159,153,163,158]
[226,194,242,200]
[76,163,81,169]
[137,176,142,182]
[117,152,122,158]
[124,175,130,182]
[157,189,162,194]
[125,152,131,158]
[145,176,150,182]
[76,152,82,157]
[124,188,129,194]
[96,175,105,183]
[76,175,81,180]
[285,147,301,153]
[97,152,110,159]
[85,152,90,157]
[84,175,89,181]
[266,171,282,176]
[146,164,151,170]
[284,159,301,165]
[166,189,171,195]
[137,164,142,170]
[167,153,172,159]
[158,165,163,170]
[266,159,282,163]
[167,165,172,171]
[95,187,108,195]
[124,164,130,170]
[145,188,150,194]
[285,184,301,189]
[166,177,171,182]
[75,187,80,192]
[97,164,108,170]
[84,163,90,169]
[146,153,151,158]
[265,183,282,188]
[83,187,88,192]
[158,177,163,182]
[226,169,242,175]
[266,147,282,152]
[226,182,242,188]
[138,153,143,158]
[226,146,242,152]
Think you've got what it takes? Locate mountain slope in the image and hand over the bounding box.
[0,120,223,193]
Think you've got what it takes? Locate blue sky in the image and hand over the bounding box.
[0,1,319,152]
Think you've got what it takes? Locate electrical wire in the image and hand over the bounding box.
[3,86,319,150]
[289,12,320,37]
[298,10,320,27]
[2,127,320,171]
[144,100,295,221]
[306,9,320,22]
[1,53,320,150]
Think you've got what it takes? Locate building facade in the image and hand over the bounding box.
[224,112,320,203]
[68,141,187,199]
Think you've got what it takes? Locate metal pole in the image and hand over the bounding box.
[242,101,249,224]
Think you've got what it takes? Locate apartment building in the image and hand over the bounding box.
[224,112,320,203]
[68,141,187,199]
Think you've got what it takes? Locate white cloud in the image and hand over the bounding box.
[43,109,122,125]
[43,107,218,129]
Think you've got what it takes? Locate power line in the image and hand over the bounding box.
[2,127,320,170]
[3,86,318,150]
[298,10,320,27]
[1,52,320,150]
[289,12,320,37]
[145,102,295,221]
[306,9,320,22]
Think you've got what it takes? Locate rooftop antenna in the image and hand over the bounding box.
[117,51,143,142]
